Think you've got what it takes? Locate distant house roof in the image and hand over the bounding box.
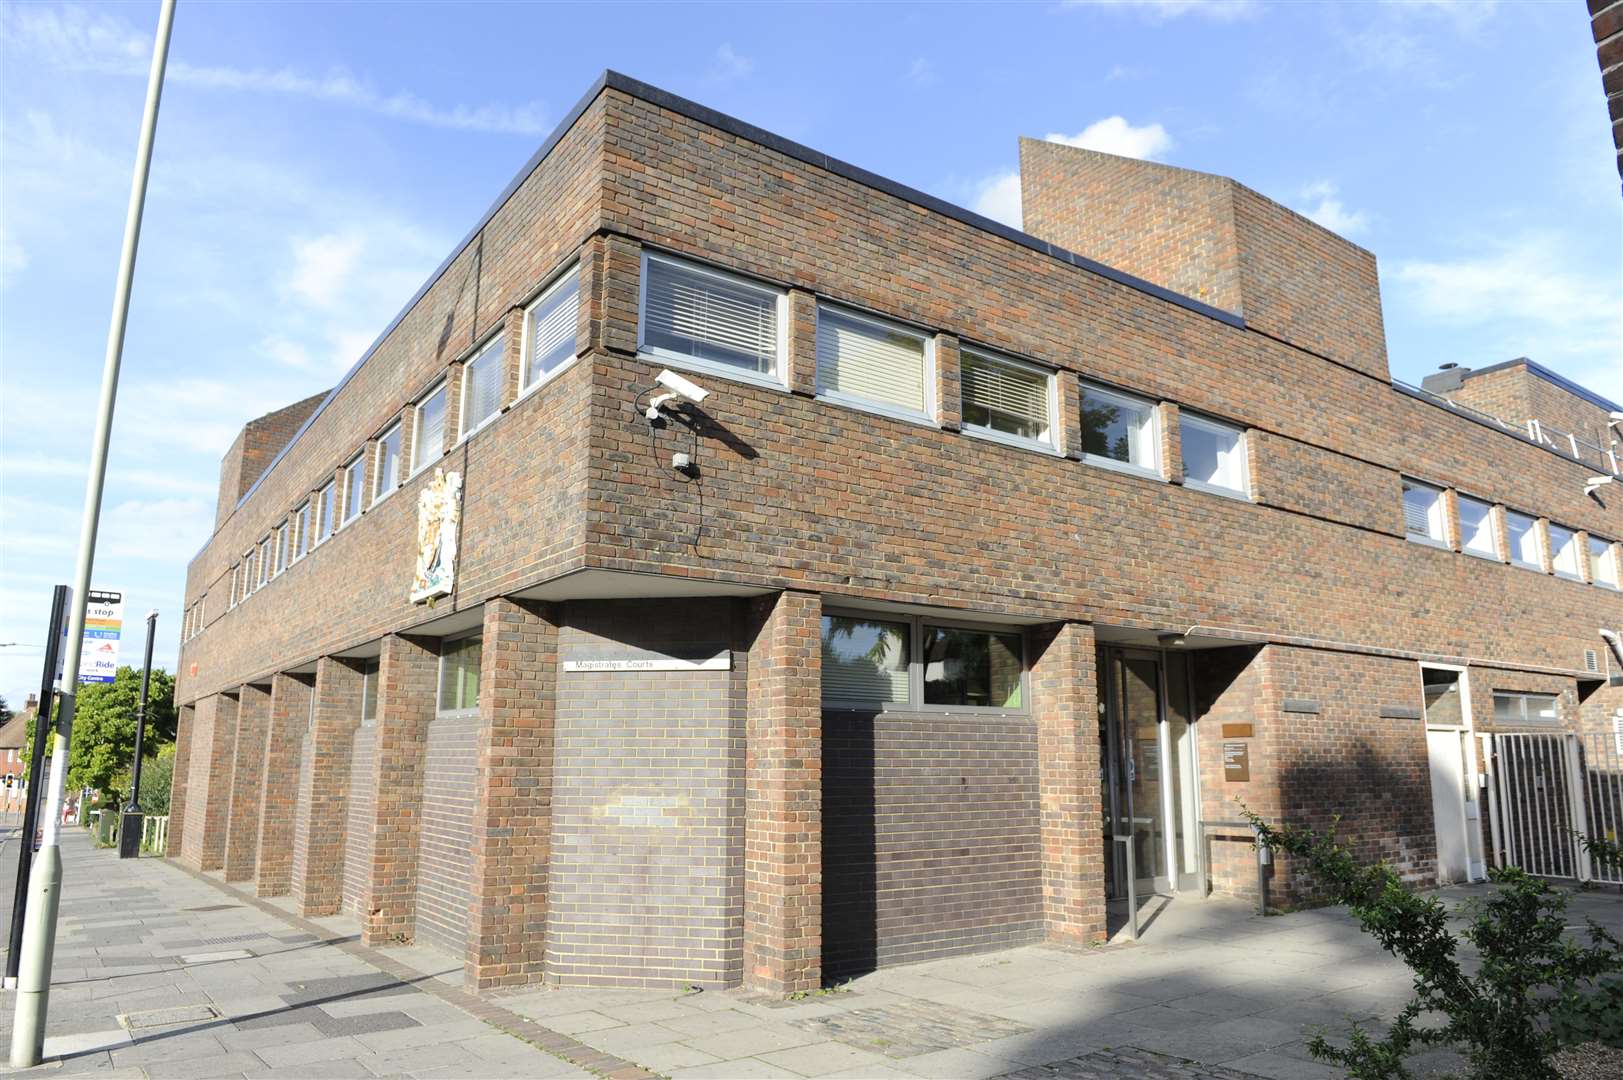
[0,711,30,751]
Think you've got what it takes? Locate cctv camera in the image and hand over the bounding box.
[656,369,709,403]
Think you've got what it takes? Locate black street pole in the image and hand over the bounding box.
[118,611,158,859]
[5,586,69,988]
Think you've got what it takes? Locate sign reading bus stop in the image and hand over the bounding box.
[78,589,123,683]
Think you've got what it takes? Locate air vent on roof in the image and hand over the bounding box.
[1586,649,1601,674]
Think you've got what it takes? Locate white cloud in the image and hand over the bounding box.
[1,4,549,135]
[0,231,26,288]
[972,172,1024,229]
[1044,117,1173,161]
[1297,180,1371,237]
[1,454,214,497]
[710,44,754,82]
[1065,0,1262,22]
[907,58,936,87]
[288,232,367,310]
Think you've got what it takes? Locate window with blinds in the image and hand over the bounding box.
[412,385,446,474]
[461,335,505,437]
[821,615,910,707]
[815,305,930,420]
[1402,479,1446,544]
[525,270,579,390]
[961,349,1053,446]
[641,254,781,377]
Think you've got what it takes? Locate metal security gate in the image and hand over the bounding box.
[1484,732,1623,884]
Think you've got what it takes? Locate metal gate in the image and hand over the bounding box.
[1484,732,1623,884]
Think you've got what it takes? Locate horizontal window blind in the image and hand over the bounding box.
[463,340,504,434]
[961,351,1049,440]
[527,275,579,386]
[816,308,926,414]
[1403,484,1439,537]
[644,258,778,374]
[821,617,909,705]
[415,388,447,470]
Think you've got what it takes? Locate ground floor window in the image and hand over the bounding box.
[437,634,481,714]
[1492,691,1558,727]
[820,611,1027,712]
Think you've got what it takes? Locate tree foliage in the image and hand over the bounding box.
[25,666,176,805]
[1242,809,1623,1080]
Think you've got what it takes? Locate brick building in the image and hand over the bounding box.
[170,72,1623,994]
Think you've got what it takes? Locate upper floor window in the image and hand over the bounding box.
[1180,413,1248,497]
[412,382,448,475]
[316,482,335,545]
[640,253,784,383]
[1548,524,1581,579]
[815,305,932,422]
[1456,495,1498,560]
[342,452,365,525]
[1402,478,1447,546]
[257,537,271,586]
[1590,537,1619,589]
[228,566,238,609]
[1493,691,1558,728]
[373,423,402,505]
[437,634,482,715]
[461,334,505,437]
[1505,510,1542,570]
[293,501,311,561]
[524,269,579,391]
[243,549,256,595]
[1081,383,1160,476]
[960,348,1056,450]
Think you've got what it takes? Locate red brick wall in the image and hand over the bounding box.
[255,673,309,897]
[223,683,270,881]
[363,633,438,945]
[296,658,363,917]
[1031,621,1105,944]
[178,693,236,870]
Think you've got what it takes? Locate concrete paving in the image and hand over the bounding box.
[1,822,1619,1079]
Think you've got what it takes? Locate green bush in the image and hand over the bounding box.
[1243,809,1623,1080]
[135,744,174,816]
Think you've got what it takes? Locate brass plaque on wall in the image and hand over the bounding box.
[1221,723,1253,738]
[1223,741,1251,782]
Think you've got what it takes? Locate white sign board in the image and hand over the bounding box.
[563,655,731,673]
[79,589,123,684]
[1614,712,1623,757]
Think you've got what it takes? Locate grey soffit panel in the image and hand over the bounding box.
[1282,698,1322,714]
[1379,705,1423,720]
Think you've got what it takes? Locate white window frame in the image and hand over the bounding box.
[228,565,238,610]
[637,250,789,391]
[1080,382,1162,480]
[243,549,255,596]
[958,346,1060,454]
[1455,494,1499,561]
[1492,691,1559,728]
[293,501,311,562]
[1179,411,1250,500]
[411,381,448,478]
[435,632,483,718]
[1589,537,1620,590]
[1504,509,1543,571]
[341,452,365,526]
[272,521,288,577]
[373,423,402,506]
[1548,524,1582,580]
[814,302,936,427]
[518,265,581,399]
[257,538,271,587]
[315,481,335,546]
[1402,478,1449,549]
[459,332,506,440]
[821,607,1029,715]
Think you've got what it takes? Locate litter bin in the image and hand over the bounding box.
[95,809,118,848]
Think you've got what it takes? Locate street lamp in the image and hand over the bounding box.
[118,609,158,859]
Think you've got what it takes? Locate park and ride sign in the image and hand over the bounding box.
[77,590,123,684]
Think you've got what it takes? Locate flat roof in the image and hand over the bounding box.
[1464,357,1621,414]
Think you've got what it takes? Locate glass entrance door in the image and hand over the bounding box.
[1104,648,1201,899]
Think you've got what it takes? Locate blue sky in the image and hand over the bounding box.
[1,0,1619,705]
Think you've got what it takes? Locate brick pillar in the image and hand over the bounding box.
[295,658,364,917]
[363,633,438,946]
[223,683,271,881]
[166,703,195,858]
[582,234,640,357]
[467,598,559,990]
[1158,402,1183,484]
[1442,490,1462,552]
[743,590,823,994]
[179,692,237,871]
[934,333,962,432]
[1059,372,1084,461]
[1030,621,1105,945]
[256,673,311,897]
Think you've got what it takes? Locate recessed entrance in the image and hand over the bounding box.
[1103,647,1201,899]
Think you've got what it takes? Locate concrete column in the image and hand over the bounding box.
[256,673,311,897]
[743,590,823,994]
[295,658,363,917]
[165,703,195,858]
[467,598,559,990]
[363,633,438,946]
[179,692,237,871]
[1030,621,1105,945]
[223,683,271,881]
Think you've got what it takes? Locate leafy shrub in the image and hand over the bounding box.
[1242,809,1623,1080]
